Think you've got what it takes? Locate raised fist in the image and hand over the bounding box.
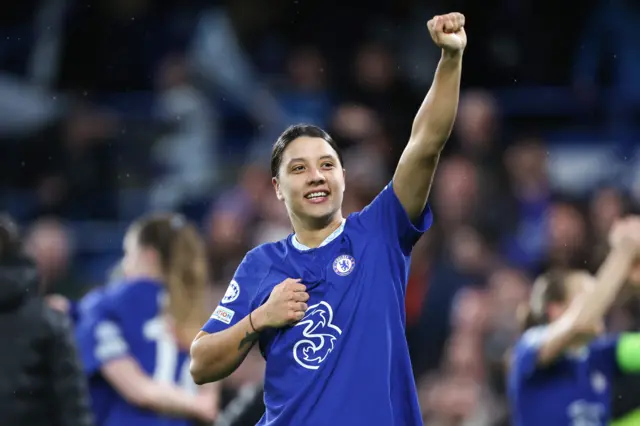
[609,216,640,251]
[253,278,309,330]
[427,12,467,53]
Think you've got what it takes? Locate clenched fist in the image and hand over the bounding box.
[427,12,467,53]
[609,216,640,286]
[252,278,309,330]
[609,216,640,250]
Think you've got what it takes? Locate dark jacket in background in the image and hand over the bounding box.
[214,383,265,426]
[0,255,94,426]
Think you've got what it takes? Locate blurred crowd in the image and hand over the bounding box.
[2,0,640,424]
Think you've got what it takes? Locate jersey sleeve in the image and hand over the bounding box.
[201,250,268,334]
[511,327,548,379]
[74,290,131,376]
[355,181,433,255]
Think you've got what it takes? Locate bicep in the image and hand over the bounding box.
[393,149,439,221]
[357,182,434,255]
[194,330,209,341]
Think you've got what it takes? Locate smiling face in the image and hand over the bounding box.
[272,136,345,229]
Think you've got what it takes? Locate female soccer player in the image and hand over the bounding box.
[190,12,466,426]
[75,214,218,426]
[508,217,640,426]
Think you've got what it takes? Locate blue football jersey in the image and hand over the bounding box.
[203,182,433,426]
[75,278,196,426]
[508,326,619,426]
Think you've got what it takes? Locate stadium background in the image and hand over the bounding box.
[1,0,640,424]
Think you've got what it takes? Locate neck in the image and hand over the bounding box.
[292,214,344,249]
[129,270,164,283]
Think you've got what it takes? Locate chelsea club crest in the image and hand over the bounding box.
[333,255,356,276]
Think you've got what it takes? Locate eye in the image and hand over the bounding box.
[291,165,305,173]
[321,162,335,169]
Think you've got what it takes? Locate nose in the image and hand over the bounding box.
[306,166,326,185]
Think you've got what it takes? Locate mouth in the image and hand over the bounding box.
[304,189,330,204]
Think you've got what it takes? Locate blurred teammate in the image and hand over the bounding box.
[190,13,465,426]
[508,217,640,426]
[75,213,218,426]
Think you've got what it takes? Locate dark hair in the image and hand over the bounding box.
[518,269,571,331]
[130,213,208,343]
[0,214,19,260]
[270,124,343,178]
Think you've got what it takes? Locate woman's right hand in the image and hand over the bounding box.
[252,278,309,330]
[45,294,70,314]
[609,217,640,250]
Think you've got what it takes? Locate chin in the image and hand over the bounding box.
[303,207,338,225]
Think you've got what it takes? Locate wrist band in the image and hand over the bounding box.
[249,312,258,333]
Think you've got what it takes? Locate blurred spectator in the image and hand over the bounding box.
[149,54,218,211]
[573,0,640,158]
[331,104,392,196]
[500,137,551,272]
[589,186,627,265]
[12,105,119,219]
[0,214,94,426]
[347,42,418,154]
[24,217,84,300]
[544,201,590,270]
[205,201,252,285]
[275,46,333,127]
[2,1,640,422]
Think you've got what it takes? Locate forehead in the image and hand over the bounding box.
[281,136,338,163]
[124,228,139,248]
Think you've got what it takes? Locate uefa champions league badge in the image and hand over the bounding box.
[333,255,356,276]
[221,280,240,304]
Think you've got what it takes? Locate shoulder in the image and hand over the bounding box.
[238,240,288,275]
[519,326,549,349]
[587,334,620,368]
[81,279,160,322]
[511,326,549,366]
[249,239,289,260]
[103,279,160,305]
[589,334,619,351]
[226,243,283,301]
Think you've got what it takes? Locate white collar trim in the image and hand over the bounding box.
[292,219,346,251]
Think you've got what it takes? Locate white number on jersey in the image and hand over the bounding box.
[143,316,197,394]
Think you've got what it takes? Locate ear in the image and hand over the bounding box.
[142,246,160,266]
[342,168,347,192]
[546,303,565,323]
[272,177,284,201]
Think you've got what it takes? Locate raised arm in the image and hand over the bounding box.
[536,218,640,365]
[393,12,466,221]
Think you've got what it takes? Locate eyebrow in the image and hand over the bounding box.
[286,155,336,166]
